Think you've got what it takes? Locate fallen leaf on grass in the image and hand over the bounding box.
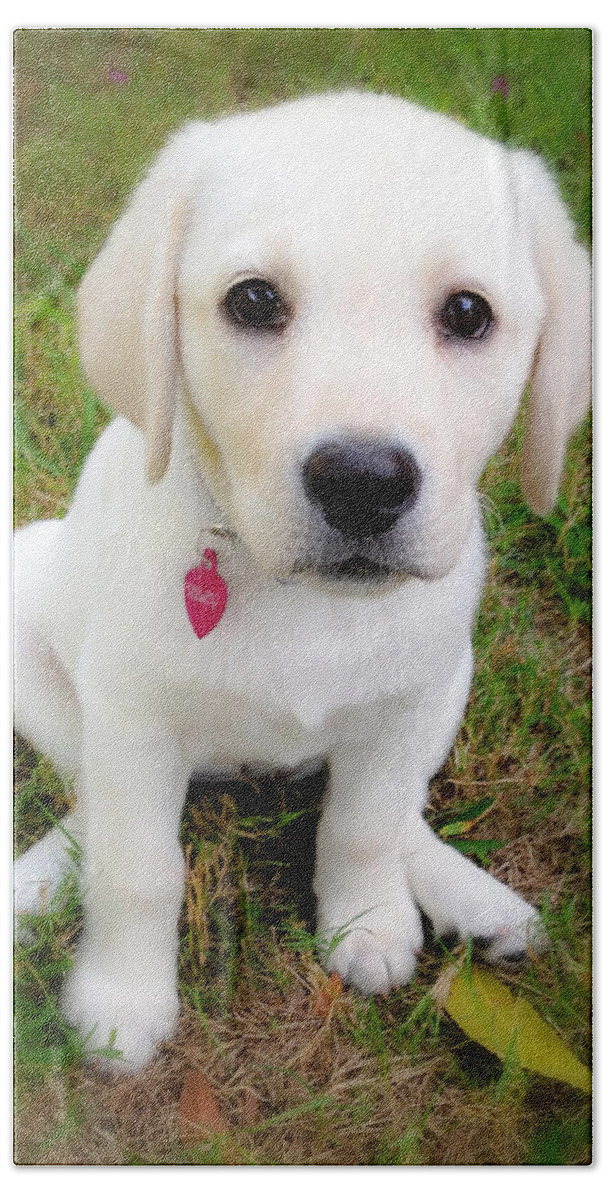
[444,836,505,867]
[438,797,495,837]
[435,964,591,1094]
[178,1071,229,1143]
[438,799,504,865]
[311,971,343,1017]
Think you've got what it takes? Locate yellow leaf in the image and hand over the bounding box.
[441,965,591,1094]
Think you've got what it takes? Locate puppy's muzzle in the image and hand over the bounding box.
[302,438,421,539]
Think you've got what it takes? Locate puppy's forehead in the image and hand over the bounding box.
[188,93,515,249]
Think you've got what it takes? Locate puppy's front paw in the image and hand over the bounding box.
[62,963,180,1073]
[319,898,423,994]
[473,898,548,964]
[326,929,421,994]
[420,862,546,963]
[14,831,75,919]
[406,829,549,966]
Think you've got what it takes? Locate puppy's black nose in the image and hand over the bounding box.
[302,439,421,539]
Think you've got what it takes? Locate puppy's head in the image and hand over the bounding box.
[78,92,590,586]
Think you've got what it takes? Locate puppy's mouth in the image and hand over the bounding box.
[315,554,393,582]
[291,552,420,589]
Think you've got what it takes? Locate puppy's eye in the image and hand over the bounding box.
[439,291,493,339]
[223,278,288,330]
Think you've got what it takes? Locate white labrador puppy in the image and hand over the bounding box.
[14,91,590,1072]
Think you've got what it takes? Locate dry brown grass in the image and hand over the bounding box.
[15,752,591,1166]
[15,942,446,1166]
[19,925,587,1166]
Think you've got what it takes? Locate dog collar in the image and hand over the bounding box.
[184,548,228,637]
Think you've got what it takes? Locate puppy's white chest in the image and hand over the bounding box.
[172,609,412,770]
[169,566,417,725]
[140,550,472,773]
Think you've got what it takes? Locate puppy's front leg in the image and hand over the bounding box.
[404,816,546,960]
[62,694,189,1072]
[314,739,424,995]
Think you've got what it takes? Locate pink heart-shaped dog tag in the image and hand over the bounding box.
[184,549,228,638]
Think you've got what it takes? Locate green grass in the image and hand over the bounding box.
[14,28,591,1166]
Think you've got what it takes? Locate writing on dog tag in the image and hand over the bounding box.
[184,549,228,638]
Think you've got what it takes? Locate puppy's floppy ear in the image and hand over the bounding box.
[77,125,199,482]
[512,150,591,514]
